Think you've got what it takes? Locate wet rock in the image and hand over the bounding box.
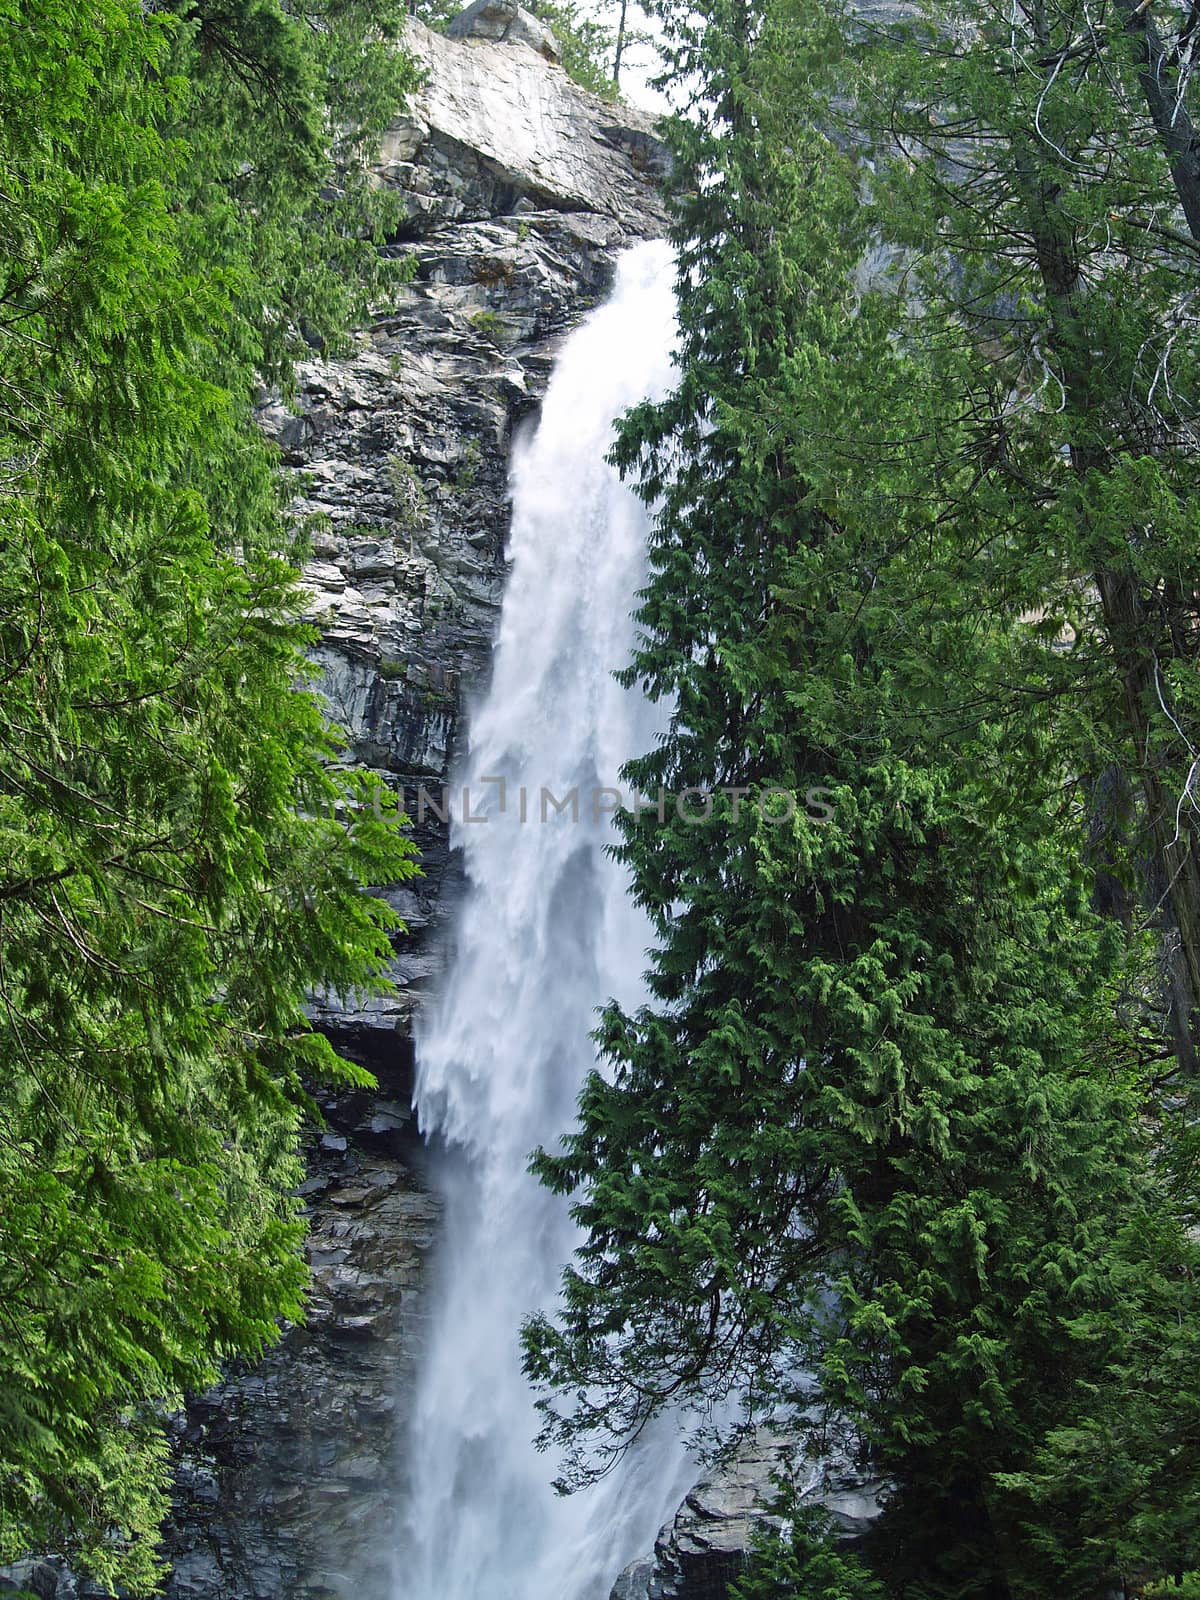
[614,1428,884,1600]
[157,10,666,1597]
[378,16,668,233]
[163,1136,440,1600]
[286,10,664,1057]
[611,1557,657,1600]
[0,1561,62,1600]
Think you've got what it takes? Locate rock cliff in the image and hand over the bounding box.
[159,15,667,1600]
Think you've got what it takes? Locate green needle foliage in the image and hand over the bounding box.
[523,0,1200,1594]
[0,0,418,1585]
[858,0,1200,1082]
[731,1501,887,1600]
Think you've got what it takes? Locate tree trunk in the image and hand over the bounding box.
[1115,0,1200,241]
[613,0,629,85]
[1015,141,1200,1072]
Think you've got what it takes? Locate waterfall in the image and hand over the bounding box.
[398,240,692,1600]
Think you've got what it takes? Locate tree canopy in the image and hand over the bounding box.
[523,0,1200,1594]
[0,0,418,1584]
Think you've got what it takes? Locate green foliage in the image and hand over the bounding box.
[0,0,418,1585]
[468,308,512,342]
[855,0,1200,1072]
[162,0,420,384]
[453,439,483,487]
[388,454,430,529]
[524,0,1200,1595]
[731,1505,886,1600]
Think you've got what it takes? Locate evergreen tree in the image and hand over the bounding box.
[860,0,1200,1075]
[731,1500,887,1600]
[523,0,1200,1594]
[0,0,418,1584]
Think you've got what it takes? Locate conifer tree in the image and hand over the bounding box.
[0,0,418,1583]
[859,0,1200,1074]
[523,1,1200,1593]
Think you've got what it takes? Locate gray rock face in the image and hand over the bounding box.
[158,13,666,1600]
[379,17,669,231]
[166,1108,438,1600]
[611,1428,884,1600]
[0,1559,74,1600]
[447,0,561,60]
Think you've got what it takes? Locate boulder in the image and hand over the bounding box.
[0,1559,76,1600]
[612,1428,885,1600]
[446,0,561,61]
[377,16,669,230]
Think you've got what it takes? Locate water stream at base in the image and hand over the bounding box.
[396,240,692,1600]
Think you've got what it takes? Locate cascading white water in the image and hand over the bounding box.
[398,240,692,1600]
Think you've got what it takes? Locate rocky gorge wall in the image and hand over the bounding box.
[159,13,668,1600]
[152,20,884,1597]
